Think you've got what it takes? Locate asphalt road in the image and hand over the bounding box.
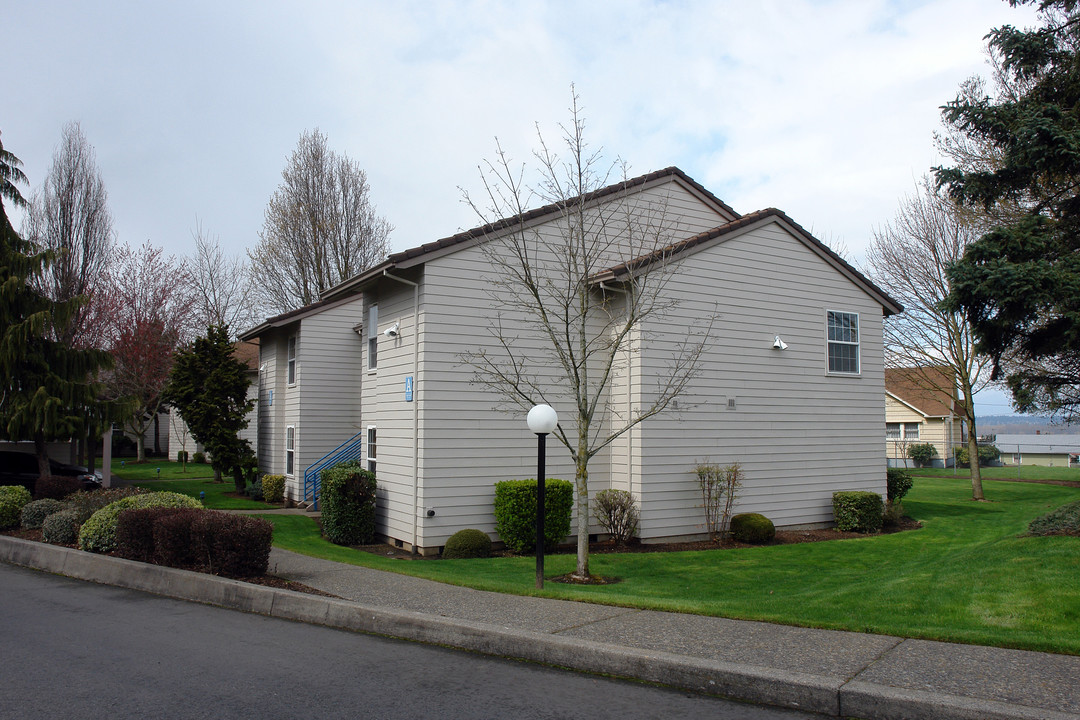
[0,563,821,720]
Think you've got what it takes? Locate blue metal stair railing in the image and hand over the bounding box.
[303,431,365,510]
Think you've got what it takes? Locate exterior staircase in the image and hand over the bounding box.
[302,431,365,510]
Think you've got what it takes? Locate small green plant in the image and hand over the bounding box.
[493,478,573,554]
[907,443,937,467]
[78,491,203,553]
[246,479,264,502]
[833,491,884,533]
[320,462,377,545]
[955,444,1001,467]
[261,474,285,504]
[177,450,189,463]
[42,509,81,545]
[886,468,914,504]
[192,451,207,464]
[442,528,493,559]
[1028,499,1080,536]
[20,498,66,529]
[730,513,775,544]
[592,489,639,546]
[694,461,743,541]
[0,485,32,529]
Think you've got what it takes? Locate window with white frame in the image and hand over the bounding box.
[903,422,920,440]
[366,426,377,474]
[886,422,921,440]
[886,423,901,440]
[367,305,378,371]
[285,426,295,476]
[287,336,297,385]
[827,311,860,374]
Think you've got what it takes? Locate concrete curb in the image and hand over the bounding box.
[2,535,1074,720]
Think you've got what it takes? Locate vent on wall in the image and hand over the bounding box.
[727,397,737,411]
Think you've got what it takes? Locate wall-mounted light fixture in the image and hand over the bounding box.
[384,322,400,338]
[773,335,788,351]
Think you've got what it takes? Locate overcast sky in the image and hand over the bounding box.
[7,0,1039,415]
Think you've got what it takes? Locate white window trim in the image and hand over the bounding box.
[287,336,297,386]
[367,305,378,373]
[903,422,920,440]
[366,425,377,474]
[826,310,861,376]
[285,425,295,477]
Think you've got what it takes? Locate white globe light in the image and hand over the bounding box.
[527,404,558,434]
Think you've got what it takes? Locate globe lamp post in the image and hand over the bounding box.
[527,404,558,589]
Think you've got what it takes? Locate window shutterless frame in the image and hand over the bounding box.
[826,310,860,375]
[366,426,377,474]
[285,426,295,476]
[367,305,378,371]
[287,336,297,385]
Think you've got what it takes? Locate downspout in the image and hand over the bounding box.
[383,269,421,554]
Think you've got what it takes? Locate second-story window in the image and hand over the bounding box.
[367,305,378,370]
[287,336,297,385]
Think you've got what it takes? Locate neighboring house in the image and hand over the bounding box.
[885,367,966,468]
[241,167,902,554]
[993,434,1080,467]
[167,339,261,461]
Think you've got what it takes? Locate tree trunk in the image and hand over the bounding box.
[233,465,245,495]
[136,432,146,463]
[33,431,51,481]
[153,413,161,455]
[574,453,590,580]
[87,434,97,474]
[966,415,984,501]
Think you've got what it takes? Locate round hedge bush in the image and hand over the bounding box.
[78,491,203,553]
[442,529,493,559]
[20,498,66,529]
[0,485,33,530]
[730,513,775,544]
[42,509,81,545]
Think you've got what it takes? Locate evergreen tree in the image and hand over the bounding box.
[167,325,254,493]
[0,133,113,477]
[936,0,1080,420]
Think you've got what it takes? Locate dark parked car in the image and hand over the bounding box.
[0,450,103,494]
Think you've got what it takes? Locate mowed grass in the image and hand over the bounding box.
[108,460,269,510]
[909,465,1080,482]
[264,477,1080,654]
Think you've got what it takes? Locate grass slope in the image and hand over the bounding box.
[265,477,1080,654]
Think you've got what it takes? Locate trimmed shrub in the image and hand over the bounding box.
[955,444,1002,467]
[42,509,81,545]
[833,491,884,533]
[886,468,914,504]
[730,513,775,544]
[177,450,189,463]
[442,529,493,559]
[194,512,272,577]
[883,501,906,528]
[34,475,83,500]
[67,487,146,525]
[192,451,206,464]
[907,443,937,467]
[261,474,285,504]
[78,491,203,554]
[592,489,639,546]
[20,498,66,529]
[0,485,33,529]
[493,478,573,554]
[246,479,263,502]
[152,509,202,567]
[1028,500,1080,537]
[320,462,377,545]
[116,507,192,563]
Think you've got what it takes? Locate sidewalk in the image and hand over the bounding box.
[1,534,1077,720]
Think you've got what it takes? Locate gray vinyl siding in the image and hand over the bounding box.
[629,221,887,537]
[257,335,280,477]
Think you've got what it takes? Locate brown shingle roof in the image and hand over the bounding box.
[233,338,260,372]
[886,367,960,418]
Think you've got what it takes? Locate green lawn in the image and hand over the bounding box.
[263,477,1080,655]
[108,460,271,510]
[908,465,1080,482]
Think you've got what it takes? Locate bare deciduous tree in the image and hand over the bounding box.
[249,129,392,314]
[463,92,712,580]
[864,178,991,500]
[23,121,113,349]
[190,220,262,336]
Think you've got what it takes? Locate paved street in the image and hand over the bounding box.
[1,564,819,720]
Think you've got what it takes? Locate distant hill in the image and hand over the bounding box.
[977,415,1077,435]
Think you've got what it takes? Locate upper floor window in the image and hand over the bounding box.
[287,336,297,385]
[827,311,859,374]
[367,305,378,371]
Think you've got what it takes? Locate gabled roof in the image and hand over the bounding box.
[886,367,961,418]
[591,208,903,316]
[319,166,740,302]
[238,294,361,341]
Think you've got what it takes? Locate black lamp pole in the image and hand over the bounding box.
[535,431,547,589]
